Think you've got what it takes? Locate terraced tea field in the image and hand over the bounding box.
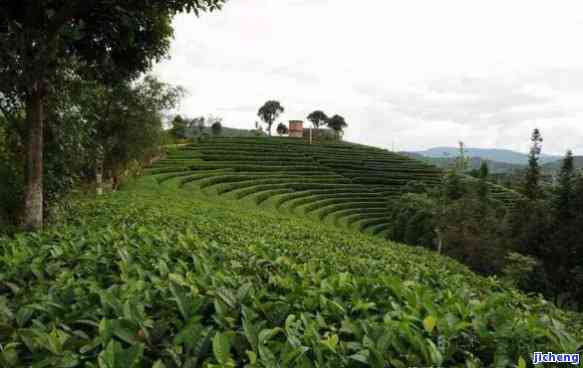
[147,137,520,237]
[1,176,580,366]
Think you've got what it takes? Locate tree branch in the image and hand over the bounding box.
[46,0,98,43]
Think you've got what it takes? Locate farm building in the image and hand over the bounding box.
[288,120,304,138]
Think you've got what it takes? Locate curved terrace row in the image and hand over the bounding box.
[147,137,521,237]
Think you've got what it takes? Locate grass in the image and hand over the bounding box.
[0,175,580,367]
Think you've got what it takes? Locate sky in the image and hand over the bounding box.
[153,0,583,155]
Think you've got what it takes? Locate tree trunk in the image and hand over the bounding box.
[435,228,443,253]
[23,85,45,231]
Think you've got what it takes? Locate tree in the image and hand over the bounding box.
[0,0,225,231]
[257,100,284,136]
[545,150,578,305]
[188,116,206,137]
[554,150,575,221]
[524,129,544,200]
[76,76,184,189]
[307,110,328,129]
[326,114,348,139]
[211,121,223,136]
[276,122,289,136]
[571,175,583,308]
[170,115,188,139]
[456,141,470,172]
[477,161,490,201]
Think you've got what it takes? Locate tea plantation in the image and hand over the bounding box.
[0,169,580,366]
[148,137,520,237]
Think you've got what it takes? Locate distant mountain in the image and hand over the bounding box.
[412,147,561,165]
[401,152,525,174]
[542,156,583,174]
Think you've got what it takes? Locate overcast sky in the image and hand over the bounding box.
[153,0,583,155]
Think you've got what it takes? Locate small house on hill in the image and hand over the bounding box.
[289,120,304,138]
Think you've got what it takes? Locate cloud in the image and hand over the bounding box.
[153,0,583,155]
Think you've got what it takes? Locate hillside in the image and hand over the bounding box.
[412,147,561,165]
[542,155,583,174]
[148,137,520,237]
[402,152,525,174]
[0,174,580,366]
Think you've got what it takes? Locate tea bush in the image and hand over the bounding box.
[1,177,580,366]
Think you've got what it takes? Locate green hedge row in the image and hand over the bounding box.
[231,183,365,200]
[155,171,199,184]
[301,197,387,215]
[186,163,328,172]
[331,208,389,224]
[273,188,374,208]
[284,193,384,211]
[144,166,189,175]
[215,177,354,195]
[344,212,390,227]
[198,174,345,190]
[314,202,389,220]
[251,189,295,205]
[179,170,236,186]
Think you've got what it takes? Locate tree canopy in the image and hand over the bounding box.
[0,0,226,230]
[307,110,328,129]
[257,100,284,136]
[326,114,348,138]
[276,122,289,136]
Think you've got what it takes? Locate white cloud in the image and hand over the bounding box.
[154,0,583,155]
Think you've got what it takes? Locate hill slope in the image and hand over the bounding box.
[542,155,583,174]
[0,177,580,366]
[412,147,561,165]
[401,152,525,174]
[148,137,520,237]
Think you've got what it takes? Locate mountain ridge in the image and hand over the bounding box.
[411,147,562,165]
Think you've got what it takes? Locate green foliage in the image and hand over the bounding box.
[276,123,289,136]
[78,75,184,179]
[211,121,223,136]
[170,115,188,140]
[0,0,226,230]
[307,110,329,129]
[386,193,436,249]
[523,128,544,200]
[502,252,541,290]
[257,101,284,136]
[0,117,22,233]
[0,176,580,366]
[326,115,348,138]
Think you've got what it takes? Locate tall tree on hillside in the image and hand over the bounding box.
[307,110,329,129]
[507,129,551,293]
[546,150,577,304]
[0,0,225,230]
[477,161,490,201]
[327,114,348,139]
[171,115,188,139]
[258,100,284,136]
[554,150,575,220]
[276,122,289,136]
[571,175,583,308]
[211,121,223,136]
[456,141,470,172]
[524,129,544,200]
[189,116,206,137]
